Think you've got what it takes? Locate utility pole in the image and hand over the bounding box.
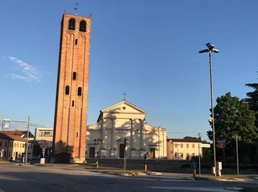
[198,144,201,175]
[236,135,241,175]
[25,116,30,164]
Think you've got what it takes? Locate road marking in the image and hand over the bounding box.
[150,186,243,192]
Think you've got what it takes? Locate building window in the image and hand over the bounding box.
[5,142,7,147]
[192,153,195,156]
[79,20,86,32]
[181,144,183,148]
[65,85,70,95]
[186,153,190,160]
[192,144,195,148]
[23,144,25,148]
[0,142,2,147]
[186,144,189,148]
[40,131,53,137]
[73,72,76,80]
[78,87,82,96]
[75,39,78,45]
[68,18,76,30]
[72,100,74,107]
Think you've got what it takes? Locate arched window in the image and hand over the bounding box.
[68,18,76,30]
[65,85,70,95]
[79,20,86,32]
[72,100,74,107]
[73,72,77,80]
[78,87,82,96]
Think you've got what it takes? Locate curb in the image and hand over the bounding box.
[15,163,34,166]
[205,177,257,182]
[94,171,162,177]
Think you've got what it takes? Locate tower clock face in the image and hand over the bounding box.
[2,122,10,129]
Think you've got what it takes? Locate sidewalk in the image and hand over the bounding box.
[196,175,258,182]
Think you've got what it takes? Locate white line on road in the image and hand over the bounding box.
[150,186,243,192]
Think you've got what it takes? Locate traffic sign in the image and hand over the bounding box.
[191,161,197,170]
[2,119,10,130]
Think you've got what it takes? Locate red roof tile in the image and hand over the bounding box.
[0,132,27,142]
[167,138,202,143]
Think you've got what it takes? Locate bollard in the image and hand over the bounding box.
[96,161,99,168]
[212,167,216,176]
[144,164,147,171]
[193,169,196,178]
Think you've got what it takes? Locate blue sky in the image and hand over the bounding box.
[0,0,257,141]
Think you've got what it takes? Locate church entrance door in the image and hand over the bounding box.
[150,148,155,159]
[119,144,125,158]
[89,147,95,158]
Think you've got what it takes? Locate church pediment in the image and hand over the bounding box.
[101,100,146,114]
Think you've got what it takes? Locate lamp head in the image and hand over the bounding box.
[212,48,219,53]
[199,49,209,53]
[206,42,214,50]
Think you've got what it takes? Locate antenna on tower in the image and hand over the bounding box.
[197,132,202,140]
[74,2,79,15]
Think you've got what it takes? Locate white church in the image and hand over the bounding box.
[86,99,167,159]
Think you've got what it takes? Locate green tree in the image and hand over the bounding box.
[246,82,258,128]
[246,74,258,164]
[183,136,200,140]
[207,92,258,143]
[33,141,42,157]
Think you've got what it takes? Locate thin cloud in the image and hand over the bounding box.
[8,56,41,83]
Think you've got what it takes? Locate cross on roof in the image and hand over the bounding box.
[123,92,127,101]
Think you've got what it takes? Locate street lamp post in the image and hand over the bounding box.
[199,43,219,176]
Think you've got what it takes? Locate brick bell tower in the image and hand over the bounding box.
[53,10,92,163]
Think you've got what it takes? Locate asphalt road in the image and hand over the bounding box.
[0,163,257,192]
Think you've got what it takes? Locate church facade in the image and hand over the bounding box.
[86,99,167,159]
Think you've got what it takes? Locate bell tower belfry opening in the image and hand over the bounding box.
[53,10,92,163]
